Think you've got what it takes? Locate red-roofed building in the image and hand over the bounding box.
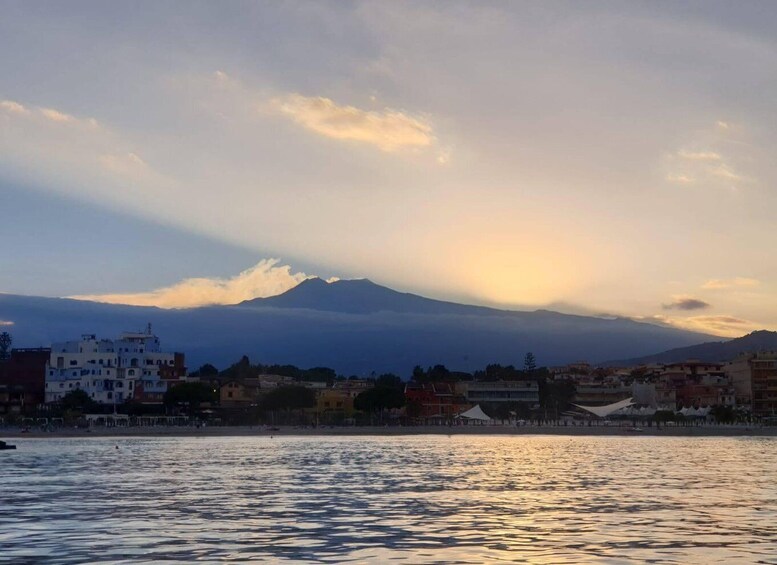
[404,382,471,422]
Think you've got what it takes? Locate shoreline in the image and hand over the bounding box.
[3,424,776,439]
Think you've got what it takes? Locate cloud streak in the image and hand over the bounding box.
[40,107,76,123]
[1,99,96,127]
[70,259,316,308]
[681,315,752,334]
[273,93,435,152]
[651,313,755,337]
[0,98,177,204]
[665,122,753,189]
[702,277,760,290]
[677,150,721,161]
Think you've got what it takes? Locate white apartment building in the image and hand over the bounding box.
[462,380,540,405]
[45,326,186,405]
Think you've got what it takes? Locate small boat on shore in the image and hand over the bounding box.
[0,440,17,450]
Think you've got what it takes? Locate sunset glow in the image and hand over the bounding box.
[0,3,775,337]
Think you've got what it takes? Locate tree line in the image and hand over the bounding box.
[25,346,579,424]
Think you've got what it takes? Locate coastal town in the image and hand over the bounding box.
[1,326,776,431]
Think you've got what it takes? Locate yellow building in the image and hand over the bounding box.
[316,380,372,419]
[316,388,355,415]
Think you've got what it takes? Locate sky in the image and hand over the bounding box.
[1,1,776,337]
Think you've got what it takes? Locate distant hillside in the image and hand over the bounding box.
[0,278,717,375]
[605,330,777,366]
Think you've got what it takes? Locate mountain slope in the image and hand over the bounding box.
[0,280,718,375]
[605,330,777,365]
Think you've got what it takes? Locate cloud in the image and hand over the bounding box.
[273,93,435,152]
[70,259,317,308]
[40,107,76,123]
[662,296,711,311]
[0,320,14,326]
[0,100,28,115]
[702,277,760,290]
[650,314,756,337]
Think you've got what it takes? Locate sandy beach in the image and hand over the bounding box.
[3,424,776,439]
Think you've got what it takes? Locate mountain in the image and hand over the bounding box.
[241,277,522,315]
[605,330,777,366]
[0,279,718,375]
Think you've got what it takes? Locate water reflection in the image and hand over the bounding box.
[1,436,776,563]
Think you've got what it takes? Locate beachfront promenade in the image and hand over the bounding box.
[3,422,776,438]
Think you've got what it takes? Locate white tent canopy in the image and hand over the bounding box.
[679,406,710,417]
[572,397,634,418]
[456,405,492,421]
[619,406,657,417]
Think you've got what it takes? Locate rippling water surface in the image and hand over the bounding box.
[1,435,776,563]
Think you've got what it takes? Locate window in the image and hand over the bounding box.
[227,392,233,398]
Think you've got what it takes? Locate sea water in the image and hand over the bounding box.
[1,435,776,563]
